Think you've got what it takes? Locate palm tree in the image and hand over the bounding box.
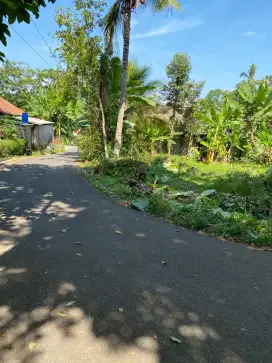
[109,57,159,115]
[104,0,181,157]
[240,63,257,81]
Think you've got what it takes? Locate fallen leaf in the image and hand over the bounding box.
[66,301,76,307]
[120,200,131,207]
[57,312,68,317]
[169,336,181,344]
[118,307,124,312]
[115,230,122,234]
[28,342,38,350]
[75,242,82,245]
[76,253,82,257]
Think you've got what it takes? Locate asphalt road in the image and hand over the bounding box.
[0,148,271,363]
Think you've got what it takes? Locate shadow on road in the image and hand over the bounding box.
[0,160,269,362]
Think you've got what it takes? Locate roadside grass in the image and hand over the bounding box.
[31,143,65,156]
[82,156,272,247]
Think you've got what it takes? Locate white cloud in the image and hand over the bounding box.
[245,31,256,36]
[132,18,203,39]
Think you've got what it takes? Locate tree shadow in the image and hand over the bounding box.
[0,158,270,362]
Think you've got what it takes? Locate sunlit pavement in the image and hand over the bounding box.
[0,148,271,363]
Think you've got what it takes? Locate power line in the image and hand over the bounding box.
[8,23,54,69]
[30,16,58,63]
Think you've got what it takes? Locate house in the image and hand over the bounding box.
[0,97,24,116]
[0,97,54,149]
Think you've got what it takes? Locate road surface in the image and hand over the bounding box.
[0,148,271,363]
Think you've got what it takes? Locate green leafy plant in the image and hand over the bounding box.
[0,139,26,158]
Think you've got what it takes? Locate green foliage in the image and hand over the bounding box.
[0,139,26,158]
[197,99,244,162]
[104,57,159,141]
[103,0,181,157]
[164,53,192,119]
[77,126,104,161]
[0,60,57,109]
[163,52,204,153]
[54,0,108,152]
[204,89,230,111]
[84,155,272,246]
[0,0,56,60]
[97,158,148,180]
[147,194,172,217]
[0,116,18,139]
[103,0,181,56]
[240,63,257,81]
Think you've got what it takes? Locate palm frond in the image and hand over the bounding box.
[150,0,182,12]
[249,63,257,80]
[128,62,151,86]
[103,0,123,55]
[240,72,249,79]
[146,80,161,88]
[128,95,156,107]
[127,85,157,95]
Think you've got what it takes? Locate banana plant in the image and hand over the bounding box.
[197,98,243,162]
[237,81,272,141]
[138,121,180,155]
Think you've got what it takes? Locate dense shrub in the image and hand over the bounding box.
[0,139,27,158]
[97,159,148,180]
[122,133,150,158]
[77,126,104,161]
[0,116,18,139]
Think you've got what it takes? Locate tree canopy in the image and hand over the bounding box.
[0,0,56,61]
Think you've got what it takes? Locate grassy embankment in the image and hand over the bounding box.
[82,156,272,247]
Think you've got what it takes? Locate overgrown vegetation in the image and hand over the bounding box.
[0,139,26,159]
[83,157,272,246]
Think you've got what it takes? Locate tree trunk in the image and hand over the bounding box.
[98,95,109,159]
[100,54,109,109]
[168,97,177,155]
[113,5,131,158]
[187,134,193,155]
[207,150,214,163]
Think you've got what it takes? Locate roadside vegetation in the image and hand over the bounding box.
[1,0,272,246]
[83,157,271,247]
[0,115,27,160]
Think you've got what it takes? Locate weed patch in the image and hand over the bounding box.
[82,156,272,247]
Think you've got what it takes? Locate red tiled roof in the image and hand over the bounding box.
[0,97,24,116]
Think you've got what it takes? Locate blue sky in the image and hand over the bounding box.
[1,0,272,95]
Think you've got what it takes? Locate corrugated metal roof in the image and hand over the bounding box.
[0,97,24,116]
[15,116,53,125]
[27,117,53,125]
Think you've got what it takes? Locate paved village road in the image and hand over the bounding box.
[0,148,271,363]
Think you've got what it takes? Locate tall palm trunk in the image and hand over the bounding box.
[97,95,109,159]
[113,4,131,157]
[168,94,177,155]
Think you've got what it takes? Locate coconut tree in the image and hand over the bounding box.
[240,63,257,82]
[104,0,181,157]
[108,58,159,114]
